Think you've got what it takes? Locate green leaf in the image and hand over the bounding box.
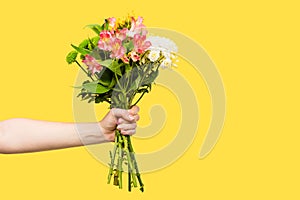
[85,24,102,35]
[80,54,85,60]
[66,51,78,64]
[123,40,134,52]
[79,39,89,48]
[95,96,101,103]
[71,44,91,56]
[95,92,111,104]
[104,19,109,30]
[108,76,116,89]
[82,81,110,94]
[98,59,113,67]
[108,60,123,76]
[124,64,132,73]
[128,74,142,92]
[90,47,107,60]
[97,68,113,87]
[91,36,100,45]
[87,36,100,49]
[142,69,159,85]
[99,60,122,76]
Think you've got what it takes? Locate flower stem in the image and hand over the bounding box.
[75,60,94,81]
[132,89,147,106]
[123,135,137,187]
[128,164,132,192]
[127,135,144,192]
[107,142,118,184]
[117,133,123,189]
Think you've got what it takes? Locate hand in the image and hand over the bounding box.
[99,106,140,142]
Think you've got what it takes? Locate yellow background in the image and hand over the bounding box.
[0,0,299,199]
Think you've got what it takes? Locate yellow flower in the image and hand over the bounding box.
[116,13,136,29]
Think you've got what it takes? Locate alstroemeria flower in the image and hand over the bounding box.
[129,51,140,62]
[133,34,151,54]
[98,30,113,51]
[115,28,128,41]
[108,17,117,30]
[131,16,146,34]
[121,55,130,64]
[110,38,126,59]
[82,55,102,75]
[127,16,147,37]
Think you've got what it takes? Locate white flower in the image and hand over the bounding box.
[147,36,178,53]
[162,51,171,59]
[161,58,172,68]
[146,36,178,69]
[148,50,160,62]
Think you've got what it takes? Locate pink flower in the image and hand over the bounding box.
[82,55,102,75]
[130,16,147,36]
[121,55,130,64]
[129,51,140,62]
[115,28,128,41]
[98,30,113,51]
[133,34,151,54]
[108,17,116,30]
[110,38,126,59]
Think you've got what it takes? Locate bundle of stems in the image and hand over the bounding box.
[107,130,144,192]
[106,55,164,192]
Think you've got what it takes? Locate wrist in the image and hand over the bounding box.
[75,122,109,145]
[99,120,115,142]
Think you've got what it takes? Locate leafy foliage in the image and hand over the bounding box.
[66,51,78,64]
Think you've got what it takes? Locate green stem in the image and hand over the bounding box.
[117,133,123,189]
[114,72,123,90]
[123,135,137,187]
[107,143,118,184]
[127,136,144,192]
[123,135,136,191]
[75,60,94,81]
[132,89,148,106]
[128,163,131,192]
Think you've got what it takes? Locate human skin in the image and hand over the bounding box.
[0,106,139,154]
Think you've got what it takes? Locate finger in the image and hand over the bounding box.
[117,123,137,131]
[112,108,134,122]
[120,129,136,136]
[133,114,140,122]
[117,114,139,124]
[129,105,140,115]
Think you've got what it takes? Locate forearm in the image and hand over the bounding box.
[0,118,108,154]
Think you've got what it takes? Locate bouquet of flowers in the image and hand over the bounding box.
[66,15,178,192]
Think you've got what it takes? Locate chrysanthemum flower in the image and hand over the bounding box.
[147,36,178,53]
[148,50,160,62]
[161,58,172,68]
[147,36,178,68]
